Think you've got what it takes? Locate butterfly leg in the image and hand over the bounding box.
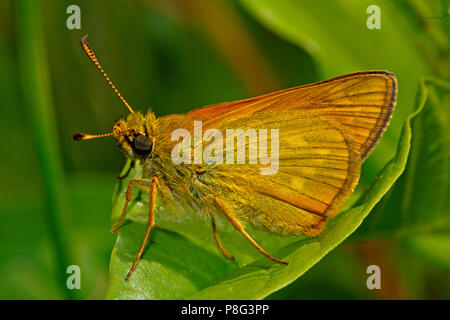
[110,177,153,233]
[116,160,135,180]
[213,196,288,265]
[211,216,234,260]
[125,176,159,280]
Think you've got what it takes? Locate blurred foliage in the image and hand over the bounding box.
[0,0,448,299]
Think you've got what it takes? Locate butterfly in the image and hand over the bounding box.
[74,36,397,280]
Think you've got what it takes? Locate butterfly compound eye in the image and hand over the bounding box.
[132,135,153,156]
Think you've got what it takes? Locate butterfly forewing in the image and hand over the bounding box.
[188,71,397,160]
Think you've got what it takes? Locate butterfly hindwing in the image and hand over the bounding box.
[193,111,361,236]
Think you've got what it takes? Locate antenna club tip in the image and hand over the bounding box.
[73,133,85,141]
[81,34,88,43]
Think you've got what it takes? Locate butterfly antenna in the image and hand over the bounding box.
[73,132,114,141]
[81,35,134,114]
[73,128,135,141]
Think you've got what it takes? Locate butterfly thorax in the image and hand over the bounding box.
[112,111,208,211]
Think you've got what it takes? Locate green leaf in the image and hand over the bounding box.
[105,83,426,299]
[236,0,447,175]
[354,78,450,239]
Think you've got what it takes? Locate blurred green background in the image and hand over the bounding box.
[0,0,448,299]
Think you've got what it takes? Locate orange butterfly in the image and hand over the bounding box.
[74,36,397,280]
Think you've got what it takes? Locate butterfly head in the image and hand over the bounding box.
[73,35,157,161]
[73,110,156,161]
[112,111,156,159]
